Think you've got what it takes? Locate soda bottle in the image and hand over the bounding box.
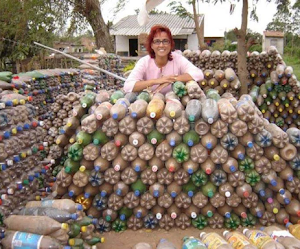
[166,131,182,147]
[223,230,257,249]
[200,158,215,175]
[200,232,233,249]
[220,133,238,151]
[185,99,202,122]
[182,236,206,249]
[201,99,219,124]
[129,99,148,119]
[286,223,300,240]
[164,98,183,119]
[201,132,217,150]
[94,102,112,121]
[183,130,199,147]
[156,116,173,135]
[146,98,165,120]
[217,98,237,124]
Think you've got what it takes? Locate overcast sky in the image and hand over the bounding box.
[101,0,278,34]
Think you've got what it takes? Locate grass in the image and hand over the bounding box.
[283,54,300,79]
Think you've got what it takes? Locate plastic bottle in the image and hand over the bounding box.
[220,133,238,151]
[164,98,183,119]
[183,130,200,147]
[146,98,165,120]
[157,238,176,249]
[201,132,217,150]
[156,116,173,135]
[201,99,219,124]
[166,131,182,147]
[185,99,202,122]
[182,236,206,249]
[217,98,237,124]
[1,230,69,249]
[243,228,285,249]
[131,157,147,173]
[222,157,238,173]
[129,99,148,119]
[200,232,233,249]
[110,98,129,120]
[25,199,82,213]
[286,223,300,240]
[285,200,300,217]
[194,118,210,136]
[149,183,164,198]
[223,230,258,249]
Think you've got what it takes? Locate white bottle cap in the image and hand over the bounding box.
[207,117,214,124]
[152,165,158,172]
[150,112,156,118]
[191,212,197,219]
[223,230,229,237]
[243,229,249,235]
[225,191,231,197]
[199,232,206,239]
[156,213,162,220]
[133,139,139,146]
[114,164,120,171]
[171,212,177,219]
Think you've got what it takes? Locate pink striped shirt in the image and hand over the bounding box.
[123,52,204,94]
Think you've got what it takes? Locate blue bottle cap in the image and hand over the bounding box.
[134,190,140,196]
[131,112,137,118]
[206,142,212,149]
[112,113,118,119]
[259,190,266,197]
[169,140,176,147]
[94,166,100,171]
[136,211,142,218]
[69,191,74,197]
[284,198,290,205]
[187,140,194,147]
[100,191,107,197]
[13,155,20,162]
[187,191,194,197]
[270,179,277,186]
[116,189,122,196]
[287,176,293,182]
[3,131,10,139]
[229,166,236,172]
[171,192,177,198]
[84,192,90,198]
[238,153,245,160]
[153,190,159,197]
[17,126,23,132]
[0,163,7,171]
[23,123,30,129]
[257,211,263,218]
[279,189,285,195]
[225,212,231,218]
[187,168,193,174]
[71,213,78,220]
[247,141,253,148]
[120,214,126,221]
[134,165,141,172]
[28,175,34,182]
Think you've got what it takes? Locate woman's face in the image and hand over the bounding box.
[151,31,171,58]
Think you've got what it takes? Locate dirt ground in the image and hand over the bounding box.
[98,227,242,249]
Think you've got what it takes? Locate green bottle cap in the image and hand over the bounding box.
[208,191,214,198]
[65,167,71,173]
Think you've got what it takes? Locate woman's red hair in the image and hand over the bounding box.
[146,24,175,61]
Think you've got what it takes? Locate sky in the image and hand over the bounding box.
[101,0,278,35]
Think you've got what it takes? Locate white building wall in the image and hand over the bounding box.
[263,36,284,54]
[115,36,130,55]
[187,34,198,50]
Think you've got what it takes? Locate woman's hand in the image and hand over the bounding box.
[152,75,177,85]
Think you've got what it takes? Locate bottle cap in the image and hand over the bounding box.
[207,211,213,217]
[287,176,294,182]
[187,190,194,197]
[92,218,98,225]
[283,218,289,224]
[241,212,247,218]
[134,190,140,196]
[153,190,159,197]
[273,208,279,214]
[171,191,177,198]
[257,211,263,218]
[61,223,69,230]
[270,179,277,186]
[169,139,176,147]
[297,211,300,217]
[205,168,212,174]
[69,239,75,246]
[81,226,87,232]
[94,165,100,171]
[105,215,111,222]
[225,212,231,218]
[247,141,253,148]
[199,232,206,238]
[206,142,212,149]
[131,112,137,118]
[225,191,231,197]
[259,190,265,197]
[136,211,142,218]
[134,165,141,172]
[223,230,229,237]
[68,191,74,197]
[243,191,249,198]
[76,204,83,211]
[187,140,194,147]
[93,139,100,145]
[116,189,122,196]
[238,153,245,160]
[229,166,236,173]
[151,138,157,145]
[187,168,193,174]
[286,222,292,228]
[207,191,214,198]
[150,112,156,118]
[169,111,176,118]
[112,113,118,119]
[279,189,285,195]
[79,166,86,172]
[152,165,158,172]
[71,213,78,220]
[100,191,107,197]
[65,167,71,173]
[242,228,249,235]
[132,139,139,146]
[274,154,280,161]
[115,140,121,147]
[188,115,195,122]
[84,192,91,199]
[96,114,103,120]
[120,214,126,221]
[156,213,162,220]
[114,164,121,171]
[168,165,175,172]
[207,118,214,124]
[170,212,177,219]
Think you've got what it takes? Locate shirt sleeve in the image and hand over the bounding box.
[177,54,204,82]
[123,57,148,93]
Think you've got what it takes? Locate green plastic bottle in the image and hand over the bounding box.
[76,131,92,146]
[249,85,259,102]
[245,169,261,186]
[191,169,208,187]
[182,236,206,249]
[269,90,277,100]
[110,90,124,104]
[80,93,95,109]
[265,79,273,91]
[147,129,165,145]
[112,218,127,232]
[85,236,105,245]
[238,156,254,172]
[173,81,187,97]
[224,213,241,230]
[137,91,151,103]
[131,179,147,197]
[172,143,190,163]
[206,89,221,102]
[69,238,83,247]
[201,182,216,198]
[118,207,133,221]
[68,223,82,238]
[191,214,207,229]
[259,84,268,98]
[67,143,84,162]
[241,213,257,227]
[182,179,197,197]
[64,159,80,174]
[92,130,109,145]
[75,216,97,227]
[183,130,199,147]
[259,103,268,114]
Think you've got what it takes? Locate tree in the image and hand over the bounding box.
[168,0,208,50]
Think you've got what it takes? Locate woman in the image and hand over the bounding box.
[123,24,204,94]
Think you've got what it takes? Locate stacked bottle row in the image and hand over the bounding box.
[98,54,124,91]
[154,224,300,249]
[1,199,104,249]
[9,69,83,120]
[42,86,300,233]
[250,63,300,130]
[0,96,56,225]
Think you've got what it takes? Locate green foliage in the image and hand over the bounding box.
[283,54,300,80]
[248,44,262,52]
[123,61,136,72]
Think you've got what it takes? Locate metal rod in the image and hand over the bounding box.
[34,41,126,82]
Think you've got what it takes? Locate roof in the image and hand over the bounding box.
[263,31,284,37]
[110,14,204,36]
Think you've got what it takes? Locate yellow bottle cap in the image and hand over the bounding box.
[66,122,72,127]
[56,139,61,145]
[251,74,255,77]
[35,196,41,201]
[205,72,210,76]
[43,101,46,105]
[279,108,283,112]
[169,111,176,117]
[32,77,36,81]
[78,139,83,144]
[298,110,300,114]
[274,114,278,117]
[101,237,105,243]
[289,110,293,114]
[262,110,265,114]
[290,97,294,100]
[275,103,279,106]
[20,99,26,105]
[20,152,26,158]
[273,208,279,214]
[12,99,18,105]
[69,138,75,143]
[61,223,69,230]
[285,104,289,107]
[12,128,17,134]
[224,84,228,88]
[81,226,87,232]
[79,166,86,172]
[69,239,75,246]
[274,154,280,161]
[201,82,205,86]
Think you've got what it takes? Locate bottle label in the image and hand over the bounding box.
[41,200,54,207]
[248,231,273,248]
[12,231,43,249]
[203,234,227,249]
[271,230,294,241]
[228,234,251,249]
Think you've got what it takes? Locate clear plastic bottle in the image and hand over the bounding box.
[157,238,176,249]
[200,232,233,249]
